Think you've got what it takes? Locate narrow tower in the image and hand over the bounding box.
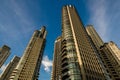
[10,26,47,80]
[0,56,20,80]
[0,45,11,68]
[51,36,62,80]
[86,25,104,49]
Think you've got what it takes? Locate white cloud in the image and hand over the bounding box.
[42,56,52,72]
[0,64,6,74]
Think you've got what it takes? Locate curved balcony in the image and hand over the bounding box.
[61,52,67,58]
[62,68,69,73]
[61,46,67,53]
[62,57,68,63]
[61,54,67,60]
[61,45,66,51]
[62,71,70,80]
[62,39,66,44]
[61,61,68,68]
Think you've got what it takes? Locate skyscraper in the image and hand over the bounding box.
[10,26,47,80]
[86,25,120,80]
[86,25,104,49]
[0,45,11,68]
[0,56,20,80]
[51,36,62,80]
[86,25,110,79]
[100,42,120,80]
[52,5,106,80]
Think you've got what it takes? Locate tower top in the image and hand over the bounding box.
[2,45,11,50]
[55,36,61,43]
[40,26,46,31]
[63,5,74,8]
[69,5,72,7]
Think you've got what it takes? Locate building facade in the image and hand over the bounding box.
[86,25,111,80]
[100,42,120,80]
[0,56,20,80]
[10,27,47,80]
[86,25,120,80]
[0,45,11,68]
[51,36,62,80]
[52,5,107,80]
[107,41,120,63]
[86,25,104,49]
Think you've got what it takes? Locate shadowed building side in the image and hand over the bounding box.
[86,25,110,79]
[10,26,47,80]
[107,41,120,63]
[100,42,120,80]
[51,36,62,80]
[86,25,120,80]
[86,25,104,49]
[0,56,20,80]
[0,45,11,68]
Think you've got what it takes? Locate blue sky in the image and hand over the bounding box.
[0,0,120,80]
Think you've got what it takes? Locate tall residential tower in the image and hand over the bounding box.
[100,42,120,79]
[52,5,106,80]
[10,27,47,80]
[86,25,120,79]
[51,36,62,80]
